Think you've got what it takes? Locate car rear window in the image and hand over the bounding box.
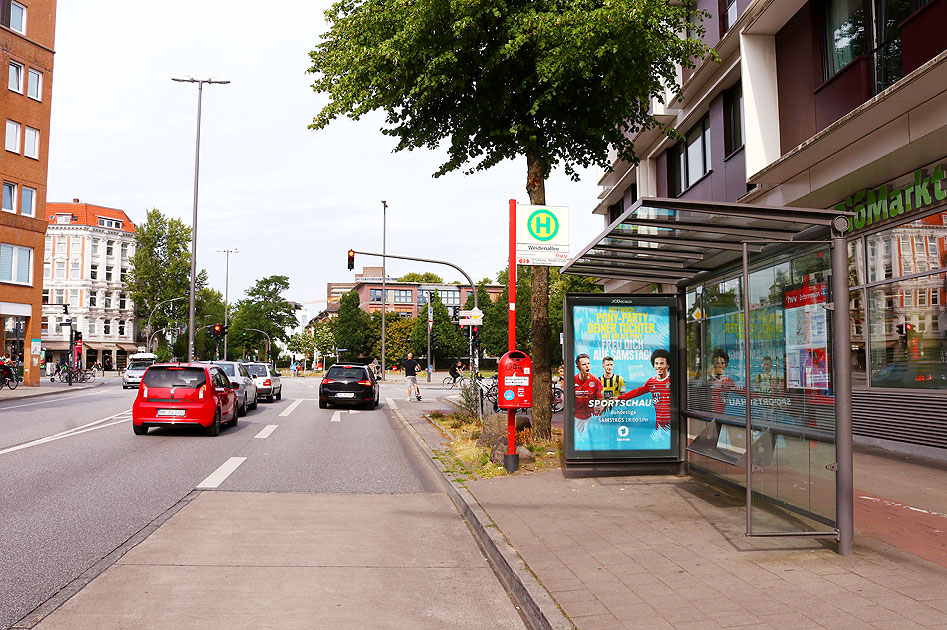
[245,364,267,377]
[127,361,151,370]
[214,363,236,376]
[142,367,207,388]
[326,366,368,380]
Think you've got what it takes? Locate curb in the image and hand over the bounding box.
[0,379,105,403]
[389,401,574,630]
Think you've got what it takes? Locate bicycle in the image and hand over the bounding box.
[551,377,564,413]
[442,374,468,390]
[0,367,19,390]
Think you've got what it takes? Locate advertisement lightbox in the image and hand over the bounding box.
[563,294,680,463]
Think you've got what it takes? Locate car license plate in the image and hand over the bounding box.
[337,392,355,398]
[157,409,186,417]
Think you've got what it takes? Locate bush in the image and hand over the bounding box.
[458,381,481,417]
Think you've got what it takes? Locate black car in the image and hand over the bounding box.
[319,364,379,409]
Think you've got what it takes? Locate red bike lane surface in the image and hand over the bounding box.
[855,492,947,569]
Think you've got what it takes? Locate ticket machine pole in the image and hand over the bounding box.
[506,199,519,473]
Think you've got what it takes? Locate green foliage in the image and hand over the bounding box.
[549,268,602,359]
[288,331,316,358]
[368,312,415,367]
[310,319,337,360]
[398,272,444,283]
[309,0,712,179]
[229,276,297,360]
[334,290,371,359]
[409,291,467,366]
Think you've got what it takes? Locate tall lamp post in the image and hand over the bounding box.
[381,200,387,380]
[171,75,230,362]
[216,248,239,359]
[147,296,186,352]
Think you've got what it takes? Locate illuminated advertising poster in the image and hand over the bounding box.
[783,283,829,390]
[564,294,678,462]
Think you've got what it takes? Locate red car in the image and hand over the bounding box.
[132,363,239,436]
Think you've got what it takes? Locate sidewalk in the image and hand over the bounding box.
[0,374,109,401]
[394,395,947,630]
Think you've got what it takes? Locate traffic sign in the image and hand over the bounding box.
[459,307,484,318]
[459,316,483,326]
[515,204,570,266]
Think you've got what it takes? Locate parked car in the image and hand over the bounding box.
[211,360,258,416]
[242,362,282,402]
[319,364,379,409]
[122,359,154,389]
[132,363,239,436]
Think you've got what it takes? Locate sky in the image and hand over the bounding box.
[47,1,607,317]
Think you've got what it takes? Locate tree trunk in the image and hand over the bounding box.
[525,150,552,440]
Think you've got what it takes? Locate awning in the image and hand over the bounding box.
[561,197,854,286]
[118,343,141,352]
[41,341,70,351]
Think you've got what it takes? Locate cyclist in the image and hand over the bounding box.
[449,360,463,385]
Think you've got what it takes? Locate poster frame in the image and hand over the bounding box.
[563,293,681,464]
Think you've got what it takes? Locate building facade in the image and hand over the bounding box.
[42,201,139,370]
[588,0,947,459]
[1,0,56,386]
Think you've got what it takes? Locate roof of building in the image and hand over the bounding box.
[45,201,137,234]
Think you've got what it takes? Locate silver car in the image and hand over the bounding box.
[122,360,153,389]
[211,361,258,416]
[242,362,282,402]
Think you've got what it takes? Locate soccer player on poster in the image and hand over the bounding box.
[573,353,603,434]
[617,349,672,431]
[599,356,624,403]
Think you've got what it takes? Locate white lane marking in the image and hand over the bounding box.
[330,411,341,422]
[0,410,132,456]
[254,424,278,439]
[386,398,398,410]
[0,391,104,411]
[348,410,360,414]
[278,399,303,417]
[197,457,246,489]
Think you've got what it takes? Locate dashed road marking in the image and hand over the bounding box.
[330,411,341,422]
[0,409,132,456]
[386,398,398,410]
[197,457,246,488]
[278,399,304,417]
[254,424,278,439]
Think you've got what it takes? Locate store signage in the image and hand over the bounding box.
[837,164,947,233]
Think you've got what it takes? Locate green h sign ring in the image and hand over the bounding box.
[527,209,559,241]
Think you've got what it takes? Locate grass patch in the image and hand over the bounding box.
[427,411,564,477]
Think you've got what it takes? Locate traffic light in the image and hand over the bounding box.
[347,249,355,270]
[905,322,914,334]
[212,324,223,340]
[75,331,82,342]
[471,326,479,346]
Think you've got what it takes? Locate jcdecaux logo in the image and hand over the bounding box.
[527,209,559,241]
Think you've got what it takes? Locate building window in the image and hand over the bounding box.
[118,320,126,336]
[3,1,26,34]
[42,289,49,304]
[5,120,20,153]
[668,115,711,196]
[440,290,461,306]
[87,321,95,335]
[91,239,99,256]
[26,68,41,101]
[69,289,79,307]
[120,267,127,282]
[2,181,14,213]
[119,294,126,309]
[918,288,928,306]
[70,259,80,279]
[23,126,38,159]
[720,0,737,34]
[90,264,97,280]
[56,214,70,224]
[99,219,122,230]
[104,320,111,335]
[929,239,938,256]
[106,241,114,256]
[20,185,34,216]
[70,236,80,251]
[54,289,64,304]
[55,260,65,278]
[89,292,96,307]
[105,266,113,281]
[823,0,867,80]
[8,61,23,93]
[41,316,48,335]
[0,243,32,284]
[104,293,112,308]
[120,242,128,259]
[43,261,50,279]
[394,289,412,303]
[903,288,914,307]
[933,290,941,306]
[724,82,744,157]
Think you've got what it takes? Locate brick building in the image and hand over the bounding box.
[1,0,56,386]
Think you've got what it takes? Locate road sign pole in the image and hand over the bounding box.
[505,199,518,473]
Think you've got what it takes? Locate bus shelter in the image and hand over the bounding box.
[561,197,856,554]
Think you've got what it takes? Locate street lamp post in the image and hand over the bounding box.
[246,328,272,363]
[171,75,230,362]
[381,200,387,380]
[216,248,239,359]
[147,296,186,352]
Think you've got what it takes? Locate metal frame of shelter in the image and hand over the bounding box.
[561,196,856,555]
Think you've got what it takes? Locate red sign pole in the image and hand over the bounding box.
[506,199,518,470]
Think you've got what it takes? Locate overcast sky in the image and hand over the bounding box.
[47,1,605,316]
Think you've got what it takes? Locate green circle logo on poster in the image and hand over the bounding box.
[527,209,559,241]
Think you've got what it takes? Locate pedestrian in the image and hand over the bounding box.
[403,353,421,401]
[370,357,380,379]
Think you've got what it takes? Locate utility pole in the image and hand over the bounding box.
[381,200,387,380]
[427,291,433,382]
[217,248,239,359]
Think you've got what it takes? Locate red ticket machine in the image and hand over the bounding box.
[497,351,533,410]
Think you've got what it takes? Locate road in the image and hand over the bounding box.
[0,377,524,629]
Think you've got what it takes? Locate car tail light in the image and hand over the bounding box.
[322,378,334,384]
[198,384,206,400]
[263,379,271,387]
[141,384,148,399]
[358,380,371,386]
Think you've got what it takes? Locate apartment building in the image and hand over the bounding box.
[42,201,139,370]
[1,0,56,386]
[576,0,947,459]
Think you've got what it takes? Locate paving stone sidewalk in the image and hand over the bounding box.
[400,397,947,630]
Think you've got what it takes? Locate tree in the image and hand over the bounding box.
[398,272,443,283]
[334,290,371,359]
[370,315,415,368]
[309,0,710,438]
[127,208,204,344]
[229,276,297,361]
[410,291,467,366]
[548,268,603,362]
[310,319,337,365]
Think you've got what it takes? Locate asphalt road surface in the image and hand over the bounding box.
[0,377,523,629]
